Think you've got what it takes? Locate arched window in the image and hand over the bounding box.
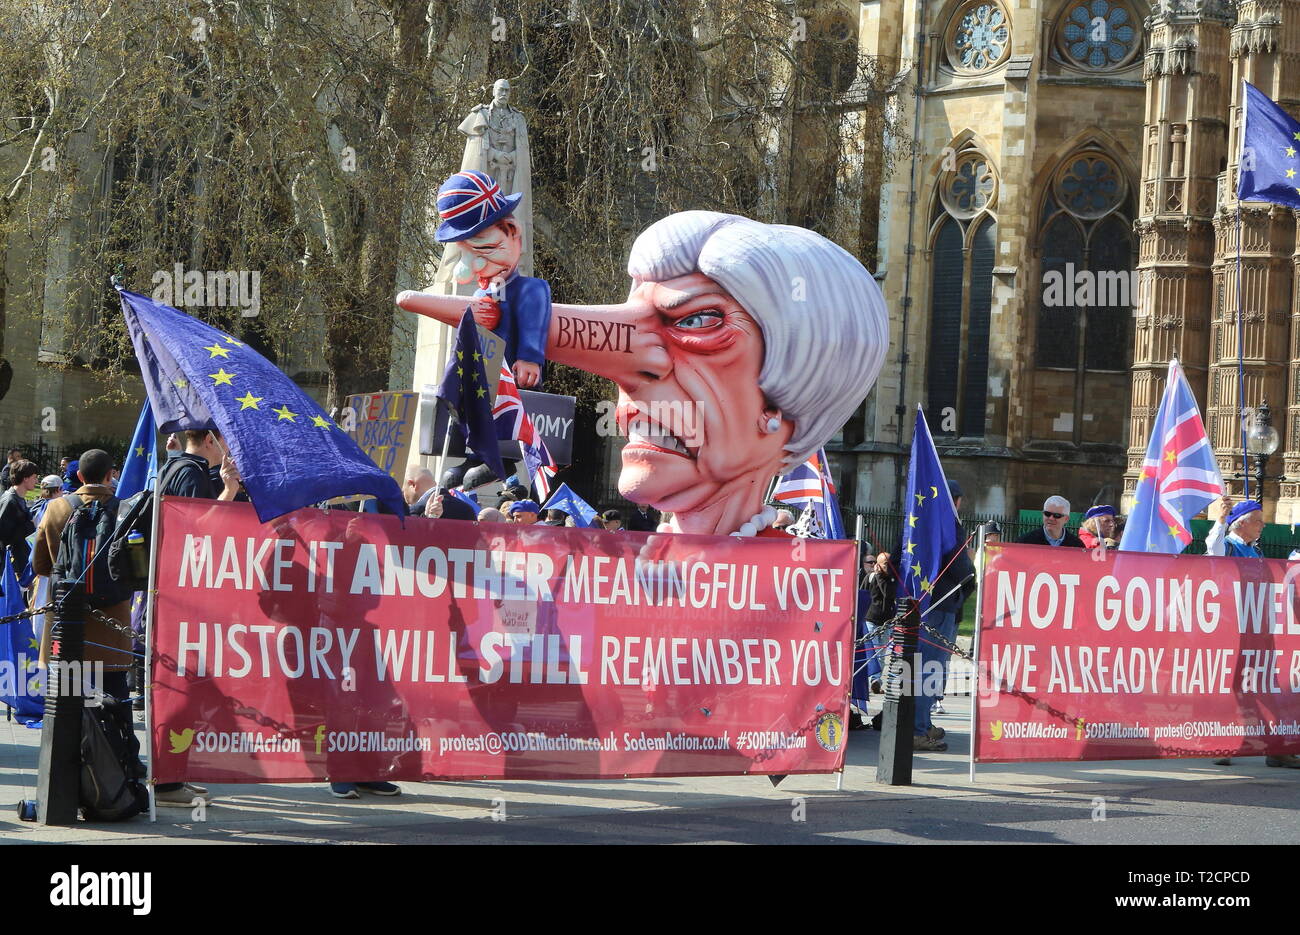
[1036,150,1134,373]
[943,0,1012,74]
[927,149,997,437]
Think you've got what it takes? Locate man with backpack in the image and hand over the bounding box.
[32,449,134,706]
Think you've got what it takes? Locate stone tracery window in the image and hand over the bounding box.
[1054,0,1141,72]
[945,0,1011,74]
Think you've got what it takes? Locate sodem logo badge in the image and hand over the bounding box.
[814,713,843,752]
[169,727,196,754]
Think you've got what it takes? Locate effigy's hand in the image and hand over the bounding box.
[470,295,500,330]
[513,360,540,389]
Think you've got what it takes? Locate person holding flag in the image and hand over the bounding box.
[898,407,974,751]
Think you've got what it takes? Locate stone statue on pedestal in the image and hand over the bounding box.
[433,78,534,292]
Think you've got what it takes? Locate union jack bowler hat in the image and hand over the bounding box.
[435,170,522,242]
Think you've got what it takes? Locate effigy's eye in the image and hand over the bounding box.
[673,310,724,330]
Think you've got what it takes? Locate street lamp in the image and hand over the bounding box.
[1246,399,1280,503]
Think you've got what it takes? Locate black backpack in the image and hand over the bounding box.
[52,493,134,609]
[107,457,208,591]
[79,695,147,821]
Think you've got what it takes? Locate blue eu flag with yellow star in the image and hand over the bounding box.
[436,311,507,481]
[1238,81,1300,208]
[900,407,961,614]
[119,289,406,522]
[117,398,159,500]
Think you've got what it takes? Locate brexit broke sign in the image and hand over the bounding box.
[345,391,419,482]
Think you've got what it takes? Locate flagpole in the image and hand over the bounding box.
[143,464,162,822]
[969,523,988,784]
[1237,201,1249,499]
[435,409,454,491]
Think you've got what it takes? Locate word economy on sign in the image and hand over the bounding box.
[174,534,847,612]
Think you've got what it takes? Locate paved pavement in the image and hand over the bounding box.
[3,691,1297,844]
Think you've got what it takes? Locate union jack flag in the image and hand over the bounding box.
[1120,359,1224,554]
[493,363,556,499]
[772,448,845,539]
[437,170,504,226]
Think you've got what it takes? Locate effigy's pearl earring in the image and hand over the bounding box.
[765,417,781,433]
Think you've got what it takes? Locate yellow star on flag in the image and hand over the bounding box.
[456,350,463,360]
[1292,131,1300,141]
[1288,169,1296,179]
[1287,146,1296,158]
[272,405,298,422]
[456,366,464,378]
[911,562,922,576]
[27,637,38,650]
[1167,522,1183,538]
[915,492,925,507]
[223,335,244,347]
[135,445,145,456]
[904,541,916,554]
[1163,447,1176,464]
[472,351,481,362]
[204,343,231,359]
[209,368,235,386]
[174,378,189,389]
[475,387,486,398]
[235,391,262,410]
[908,513,917,527]
[311,415,331,429]
[920,577,933,594]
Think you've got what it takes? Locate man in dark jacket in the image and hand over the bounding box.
[0,459,38,570]
[626,504,660,532]
[1016,495,1085,548]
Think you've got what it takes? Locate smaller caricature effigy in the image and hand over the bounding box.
[429,169,551,390]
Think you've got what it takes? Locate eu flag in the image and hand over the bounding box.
[436,311,507,481]
[900,407,961,615]
[542,483,598,528]
[1238,81,1300,208]
[0,549,42,723]
[120,289,406,522]
[117,398,159,500]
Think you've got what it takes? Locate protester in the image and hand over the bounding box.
[862,550,897,704]
[508,499,540,525]
[1205,495,1264,558]
[0,460,38,570]
[151,432,243,805]
[1016,496,1085,547]
[30,475,63,526]
[600,509,623,531]
[478,507,507,523]
[32,450,135,732]
[1078,505,1120,550]
[61,459,79,493]
[403,465,436,516]
[626,503,660,532]
[543,508,568,527]
[0,448,23,489]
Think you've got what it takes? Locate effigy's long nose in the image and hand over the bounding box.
[396,290,665,386]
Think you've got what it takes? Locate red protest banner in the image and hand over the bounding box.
[974,543,1300,762]
[149,499,856,782]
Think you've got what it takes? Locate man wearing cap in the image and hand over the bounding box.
[508,499,541,525]
[431,169,551,389]
[30,475,64,526]
[1205,495,1265,558]
[1017,495,1085,547]
[1079,505,1120,550]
